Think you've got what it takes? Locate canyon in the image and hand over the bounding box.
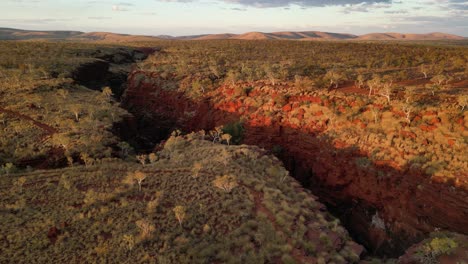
[115,68,467,258]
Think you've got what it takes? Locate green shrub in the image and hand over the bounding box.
[222,121,244,145]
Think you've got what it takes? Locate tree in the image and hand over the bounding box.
[420,64,430,79]
[225,69,240,85]
[136,154,147,166]
[370,106,380,124]
[80,153,95,167]
[14,177,26,193]
[57,89,69,99]
[69,104,83,122]
[117,142,132,158]
[367,76,382,97]
[404,86,417,104]
[264,64,277,85]
[294,75,314,91]
[1,163,17,175]
[0,113,6,126]
[135,219,155,240]
[192,80,204,94]
[266,165,289,183]
[324,69,345,89]
[66,155,74,167]
[210,126,223,143]
[212,175,238,193]
[431,74,449,86]
[173,205,186,227]
[221,133,232,145]
[134,171,147,192]
[377,81,394,103]
[426,83,441,96]
[457,95,467,111]
[355,74,366,89]
[148,153,158,163]
[50,133,71,150]
[101,87,113,102]
[400,102,414,124]
[124,170,147,191]
[192,162,203,178]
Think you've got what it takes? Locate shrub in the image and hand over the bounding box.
[222,121,244,145]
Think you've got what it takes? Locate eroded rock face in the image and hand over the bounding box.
[121,71,468,257]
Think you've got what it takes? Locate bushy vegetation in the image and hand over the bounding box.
[0,42,135,168]
[407,232,467,264]
[135,40,467,94]
[0,135,361,263]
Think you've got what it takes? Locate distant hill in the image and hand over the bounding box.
[189,31,357,40]
[357,32,465,40]
[0,27,82,40]
[0,27,465,41]
[74,32,162,42]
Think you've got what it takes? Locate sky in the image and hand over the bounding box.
[0,0,467,36]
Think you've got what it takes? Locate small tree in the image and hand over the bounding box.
[355,74,366,89]
[135,219,155,240]
[264,65,277,85]
[101,87,113,102]
[117,142,132,158]
[0,113,6,126]
[225,70,240,85]
[420,64,430,79]
[80,153,94,167]
[221,133,232,145]
[148,153,158,163]
[324,69,345,89]
[134,171,146,192]
[367,76,382,97]
[192,162,203,178]
[70,104,83,122]
[1,163,17,175]
[431,74,449,86]
[426,83,441,96]
[377,82,394,103]
[124,170,147,191]
[173,205,186,227]
[57,89,69,99]
[370,106,380,124]
[212,175,238,193]
[404,86,417,103]
[136,154,147,166]
[401,103,414,124]
[210,126,223,143]
[66,155,74,167]
[457,95,467,111]
[14,177,26,193]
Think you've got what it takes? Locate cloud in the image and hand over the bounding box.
[157,0,392,8]
[0,18,73,24]
[112,4,129,11]
[111,1,134,11]
[231,7,247,11]
[88,16,112,20]
[341,2,391,14]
